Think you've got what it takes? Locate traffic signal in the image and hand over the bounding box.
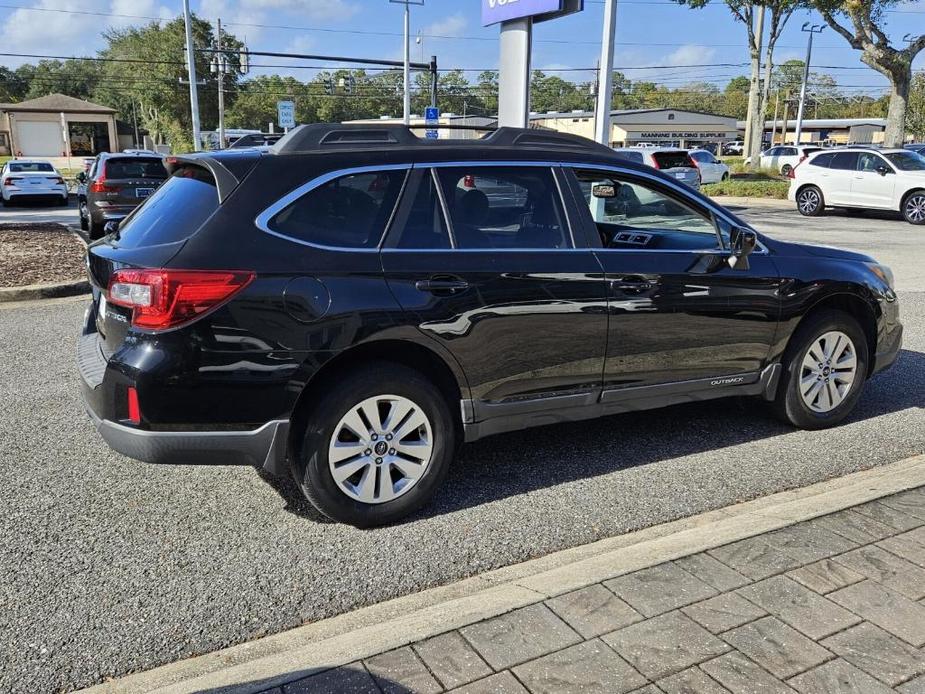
[324,78,334,95]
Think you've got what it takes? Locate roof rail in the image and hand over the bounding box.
[270,123,612,155]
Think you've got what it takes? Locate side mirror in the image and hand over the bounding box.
[728,227,757,270]
[876,165,891,176]
[103,220,119,236]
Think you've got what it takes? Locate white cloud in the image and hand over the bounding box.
[662,44,717,67]
[422,12,467,38]
[234,0,358,21]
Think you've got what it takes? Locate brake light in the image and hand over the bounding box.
[127,387,141,424]
[463,174,475,188]
[651,158,660,169]
[788,159,805,179]
[90,180,117,193]
[108,269,255,331]
[3,177,20,186]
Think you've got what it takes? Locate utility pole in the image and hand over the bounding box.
[182,0,202,151]
[794,23,824,147]
[214,18,226,149]
[593,0,618,147]
[390,0,423,125]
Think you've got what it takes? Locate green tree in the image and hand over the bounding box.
[809,0,925,146]
[723,75,751,118]
[908,71,925,140]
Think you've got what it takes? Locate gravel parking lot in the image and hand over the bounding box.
[1,204,923,693]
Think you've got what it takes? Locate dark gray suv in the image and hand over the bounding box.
[77,151,168,239]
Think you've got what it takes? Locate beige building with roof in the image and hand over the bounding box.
[0,93,118,158]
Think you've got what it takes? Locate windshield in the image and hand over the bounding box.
[885,151,925,171]
[652,151,693,169]
[9,162,54,173]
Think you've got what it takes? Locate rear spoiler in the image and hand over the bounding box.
[164,153,259,203]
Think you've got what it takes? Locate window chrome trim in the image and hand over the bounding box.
[254,163,412,252]
[430,167,457,248]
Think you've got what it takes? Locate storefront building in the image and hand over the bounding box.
[0,93,118,158]
[529,108,740,148]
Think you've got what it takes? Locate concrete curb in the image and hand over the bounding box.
[710,195,791,208]
[0,278,89,302]
[81,454,925,694]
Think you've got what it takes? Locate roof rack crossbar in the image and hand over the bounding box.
[271,123,614,154]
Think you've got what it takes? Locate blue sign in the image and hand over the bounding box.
[277,100,295,129]
[482,0,582,26]
[425,130,439,139]
[425,106,440,124]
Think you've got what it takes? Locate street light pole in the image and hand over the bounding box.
[794,23,824,146]
[214,18,226,149]
[390,0,423,126]
[182,0,202,151]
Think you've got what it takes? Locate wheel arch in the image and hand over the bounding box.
[286,339,468,468]
[900,187,925,212]
[788,292,879,377]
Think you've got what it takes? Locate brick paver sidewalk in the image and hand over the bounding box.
[273,488,925,694]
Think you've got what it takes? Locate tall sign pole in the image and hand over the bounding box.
[487,1,585,128]
[182,0,202,151]
[794,23,824,146]
[593,0,617,146]
[214,18,226,149]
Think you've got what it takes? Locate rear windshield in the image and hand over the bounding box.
[113,166,218,249]
[651,151,692,169]
[104,157,168,179]
[9,162,54,173]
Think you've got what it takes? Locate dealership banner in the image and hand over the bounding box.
[483,0,583,26]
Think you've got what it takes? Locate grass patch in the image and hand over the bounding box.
[702,178,790,199]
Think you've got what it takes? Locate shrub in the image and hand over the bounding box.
[702,179,790,199]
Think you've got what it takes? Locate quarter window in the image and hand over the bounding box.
[270,170,406,248]
[575,169,721,251]
[434,167,570,250]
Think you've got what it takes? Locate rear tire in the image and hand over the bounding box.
[902,190,925,225]
[773,310,868,430]
[781,164,793,176]
[87,215,100,240]
[721,172,729,181]
[79,200,89,231]
[796,185,825,217]
[293,362,456,527]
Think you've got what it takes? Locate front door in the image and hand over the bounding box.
[566,166,782,399]
[381,164,608,423]
[852,151,896,208]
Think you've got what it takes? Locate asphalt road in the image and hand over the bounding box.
[2,209,924,693]
[0,197,79,226]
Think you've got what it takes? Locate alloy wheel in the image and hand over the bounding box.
[328,394,433,504]
[905,194,925,223]
[799,330,857,413]
[798,189,820,214]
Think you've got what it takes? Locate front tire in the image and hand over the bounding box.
[773,310,868,430]
[797,185,825,217]
[902,191,925,225]
[294,362,456,527]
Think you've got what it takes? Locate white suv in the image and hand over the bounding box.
[747,145,822,175]
[789,147,925,225]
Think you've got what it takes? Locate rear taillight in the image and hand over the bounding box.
[90,181,117,193]
[53,176,64,184]
[462,174,475,188]
[4,177,21,186]
[107,269,255,331]
[788,160,805,179]
[651,159,660,169]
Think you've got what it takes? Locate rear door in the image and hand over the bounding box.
[380,163,608,422]
[826,151,860,205]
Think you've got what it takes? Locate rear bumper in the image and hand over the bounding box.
[6,189,67,199]
[78,327,290,474]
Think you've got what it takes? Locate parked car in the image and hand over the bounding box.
[789,147,925,224]
[746,145,823,175]
[723,140,744,155]
[687,149,730,184]
[78,123,902,526]
[77,151,168,239]
[612,147,701,190]
[904,143,925,156]
[0,160,68,206]
[228,133,285,149]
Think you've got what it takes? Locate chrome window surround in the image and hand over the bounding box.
[254,159,767,255]
[253,163,411,252]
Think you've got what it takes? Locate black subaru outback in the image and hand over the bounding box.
[79,124,902,527]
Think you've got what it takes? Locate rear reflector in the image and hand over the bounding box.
[108,269,255,331]
[127,387,140,424]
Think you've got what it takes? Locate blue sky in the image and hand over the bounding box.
[0,0,923,97]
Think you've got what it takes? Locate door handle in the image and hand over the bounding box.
[415,276,469,293]
[611,277,655,291]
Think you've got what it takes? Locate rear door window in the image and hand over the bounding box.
[113,166,218,249]
[270,170,406,248]
[104,157,168,179]
[651,151,692,169]
[830,152,860,170]
[809,153,834,168]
